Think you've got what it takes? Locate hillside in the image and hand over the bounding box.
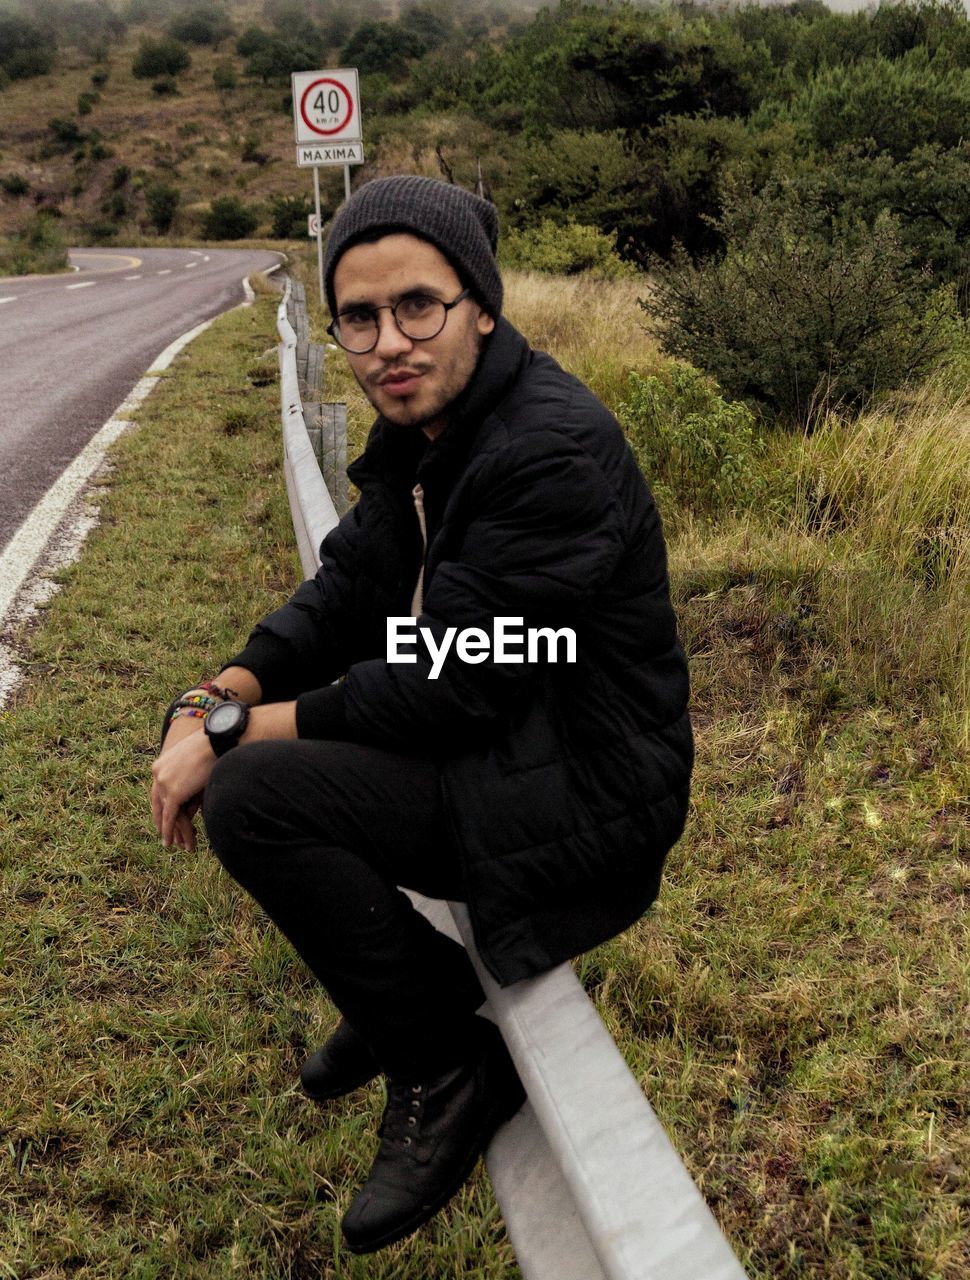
[0,5,335,240]
[0,0,540,244]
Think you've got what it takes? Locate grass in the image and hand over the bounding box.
[0,215,70,277]
[0,268,966,1278]
[0,290,519,1278]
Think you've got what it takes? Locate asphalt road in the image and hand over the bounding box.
[0,246,282,551]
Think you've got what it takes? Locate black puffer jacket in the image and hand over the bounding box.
[230,318,692,985]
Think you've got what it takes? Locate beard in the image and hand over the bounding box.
[354,324,487,436]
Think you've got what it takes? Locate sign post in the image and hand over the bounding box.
[291,68,364,307]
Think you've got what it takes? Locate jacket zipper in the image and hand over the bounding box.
[411,482,427,617]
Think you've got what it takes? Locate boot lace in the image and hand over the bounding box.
[379,1081,425,1149]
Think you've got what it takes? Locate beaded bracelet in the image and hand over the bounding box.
[161,687,216,746]
[174,692,218,713]
[169,705,210,723]
[160,679,241,748]
[198,680,239,702]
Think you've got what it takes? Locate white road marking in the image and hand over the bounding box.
[157,269,172,275]
[203,255,210,261]
[185,262,198,268]
[0,318,220,705]
[66,281,95,289]
[0,266,276,706]
[0,297,17,305]
[124,274,142,280]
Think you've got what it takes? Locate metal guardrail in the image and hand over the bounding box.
[281,281,348,521]
[276,276,749,1280]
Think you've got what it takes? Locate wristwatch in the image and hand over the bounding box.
[204,699,250,757]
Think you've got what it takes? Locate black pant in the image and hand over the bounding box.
[202,739,486,1078]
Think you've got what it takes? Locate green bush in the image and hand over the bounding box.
[145,181,180,234]
[46,117,86,153]
[0,212,69,277]
[132,37,191,80]
[499,219,636,279]
[268,193,314,239]
[0,16,55,81]
[241,134,268,164]
[87,135,112,162]
[91,68,109,88]
[202,195,258,240]
[241,32,322,83]
[776,47,970,160]
[617,365,771,523]
[168,6,232,47]
[151,77,178,97]
[212,60,237,91]
[648,179,957,426]
[77,91,97,116]
[235,25,270,57]
[103,191,128,220]
[340,21,425,78]
[1,173,29,197]
[500,129,644,249]
[86,219,119,244]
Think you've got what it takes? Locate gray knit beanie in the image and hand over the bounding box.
[323,175,503,320]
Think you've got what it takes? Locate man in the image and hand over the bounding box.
[150,175,692,1253]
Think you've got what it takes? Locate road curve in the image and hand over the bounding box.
[0,246,282,551]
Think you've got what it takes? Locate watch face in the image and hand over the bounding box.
[207,700,246,735]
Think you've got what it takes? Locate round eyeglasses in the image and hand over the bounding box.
[326,288,471,354]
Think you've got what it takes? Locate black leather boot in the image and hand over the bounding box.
[340,1019,526,1254]
[300,1019,381,1101]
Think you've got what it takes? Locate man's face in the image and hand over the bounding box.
[332,233,495,440]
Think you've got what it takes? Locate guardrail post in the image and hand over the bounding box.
[306,342,325,399]
[317,402,348,515]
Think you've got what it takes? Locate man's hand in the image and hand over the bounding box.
[150,668,265,850]
[150,673,294,852]
[151,729,217,851]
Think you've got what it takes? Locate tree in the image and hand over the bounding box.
[400,6,453,54]
[472,5,771,135]
[778,48,970,160]
[340,21,426,78]
[243,33,323,83]
[235,25,270,57]
[500,129,646,250]
[0,16,56,81]
[46,117,86,153]
[796,141,970,294]
[168,6,233,47]
[132,37,191,80]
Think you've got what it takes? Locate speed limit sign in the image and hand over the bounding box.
[293,68,362,306]
[292,69,361,146]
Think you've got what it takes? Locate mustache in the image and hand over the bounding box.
[368,362,432,389]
